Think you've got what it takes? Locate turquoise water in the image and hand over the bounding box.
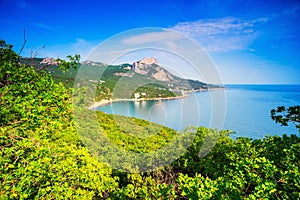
[95,85,300,139]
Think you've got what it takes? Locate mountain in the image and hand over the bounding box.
[21,57,223,100]
[133,58,175,82]
[130,57,220,91]
[81,57,223,100]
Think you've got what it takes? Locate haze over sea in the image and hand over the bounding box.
[95,85,300,139]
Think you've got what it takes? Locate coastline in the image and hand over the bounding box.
[88,87,226,109]
[184,87,227,93]
[88,95,188,109]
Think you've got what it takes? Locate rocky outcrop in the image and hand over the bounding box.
[140,57,158,65]
[152,67,174,82]
[132,57,158,70]
[40,57,58,66]
[81,60,107,66]
[133,63,150,75]
[132,57,175,82]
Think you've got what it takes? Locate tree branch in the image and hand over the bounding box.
[18,28,27,56]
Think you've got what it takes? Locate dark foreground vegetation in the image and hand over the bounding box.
[1,40,299,199]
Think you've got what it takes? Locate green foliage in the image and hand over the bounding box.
[96,65,178,100]
[1,40,299,199]
[111,173,176,199]
[0,39,21,88]
[174,130,300,199]
[177,173,218,199]
[271,105,300,131]
[0,40,117,199]
[56,54,81,73]
[131,83,176,99]
[96,112,177,153]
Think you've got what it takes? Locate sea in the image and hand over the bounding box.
[94,85,300,139]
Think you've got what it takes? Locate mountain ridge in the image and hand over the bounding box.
[20,57,224,100]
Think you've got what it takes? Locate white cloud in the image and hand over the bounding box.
[170,17,268,52]
[121,31,184,45]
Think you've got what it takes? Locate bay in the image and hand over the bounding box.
[95,85,300,139]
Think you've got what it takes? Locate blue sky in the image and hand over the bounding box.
[1,0,300,84]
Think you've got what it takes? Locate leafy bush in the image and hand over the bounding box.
[1,40,299,199]
[0,40,118,199]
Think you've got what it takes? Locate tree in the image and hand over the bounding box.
[271,106,300,131]
[2,39,300,199]
[57,54,81,73]
[0,40,118,199]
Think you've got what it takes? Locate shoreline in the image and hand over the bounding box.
[184,87,227,93]
[88,95,188,109]
[88,87,226,109]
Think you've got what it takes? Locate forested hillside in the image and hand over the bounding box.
[20,57,223,101]
[1,40,299,199]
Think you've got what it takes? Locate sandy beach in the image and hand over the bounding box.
[88,87,226,109]
[88,95,188,109]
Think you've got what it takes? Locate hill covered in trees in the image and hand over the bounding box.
[1,40,299,199]
[20,56,223,101]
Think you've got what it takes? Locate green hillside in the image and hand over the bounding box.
[1,41,299,199]
[23,58,222,101]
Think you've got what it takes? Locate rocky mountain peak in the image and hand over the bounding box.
[132,57,158,70]
[81,60,107,66]
[140,57,158,65]
[132,57,174,82]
